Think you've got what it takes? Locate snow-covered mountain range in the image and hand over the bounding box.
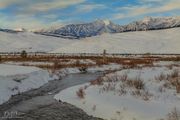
[0,16,179,53]
[35,16,180,39]
[0,28,26,33]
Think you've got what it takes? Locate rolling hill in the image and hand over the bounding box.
[0,27,179,54]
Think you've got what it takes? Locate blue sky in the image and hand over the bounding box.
[0,0,180,30]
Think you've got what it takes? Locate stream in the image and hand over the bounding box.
[0,72,103,120]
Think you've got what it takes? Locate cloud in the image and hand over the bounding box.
[113,0,180,20]
[0,0,23,8]
[27,0,85,12]
[138,0,167,3]
[76,4,106,13]
[1,0,85,14]
[0,0,86,30]
[0,13,64,30]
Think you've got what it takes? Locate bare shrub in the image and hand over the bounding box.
[155,72,167,81]
[116,111,121,115]
[163,82,172,89]
[79,66,87,73]
[168,69,179,93]
[84,85,89,90]
[102,82,116,92]
[167,65,173,70]
[159,86,166,93]
[120,73,128,82]
[105,74,120,82]
[142,90,152,101]
[118,88,127,96]
[126,77,144,90]
[75,60,80,66]
[90,77,103,85]
[76,87,86,99]
[53,61,59,70]
[176,84,180,93]
[170,69,179,78]
[156,69,180,93]
[134,79,144,90]
[131,90,141,97]
[92,105,96,111]
[167,108,180,120]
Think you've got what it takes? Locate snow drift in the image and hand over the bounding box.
[0,64,56,105]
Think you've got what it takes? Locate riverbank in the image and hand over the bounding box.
[0,73,103,120]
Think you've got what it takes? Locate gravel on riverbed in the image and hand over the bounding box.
[18,102,103,120]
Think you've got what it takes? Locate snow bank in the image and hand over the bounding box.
[0,64,56,105]
[55,63,122,77]
[55,66,180,120]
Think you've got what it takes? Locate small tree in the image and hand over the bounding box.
[103,49,107,64]
[53,60,59,70]
[21,50,27,58]
[0,55,2,62]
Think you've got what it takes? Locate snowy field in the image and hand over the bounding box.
[52,28,180,54]
[55,62,180,120]
[0,27,179,53]
[0,64,57,105]
[0,32,74,52]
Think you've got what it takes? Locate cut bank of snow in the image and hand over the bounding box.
[0,64,56,105]
[5,61,54,66]
[52,27,180,53]
[0,27,180,53]
[0,64,41,76]
[55,66,180,120]
[55,63,122,77]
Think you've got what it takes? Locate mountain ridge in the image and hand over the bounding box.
[35,16,180,39]
[1,16,180,39]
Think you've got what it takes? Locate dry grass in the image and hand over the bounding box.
[155,72,167,81]
[125,77,145,90]
[76,87,86,99]
[167,108,180,120]
[155,69,180,93]
[1,54,179,70]
[90,77,104,85]
[94,73,151,100]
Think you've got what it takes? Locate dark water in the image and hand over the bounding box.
[6,72,102,112]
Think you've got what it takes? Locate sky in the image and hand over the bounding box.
[0,0,180,30]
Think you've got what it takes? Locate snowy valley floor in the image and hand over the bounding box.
[55,61,180,120]
[0,55,179,120]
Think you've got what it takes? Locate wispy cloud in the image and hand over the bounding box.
[76,4,106,13]
[26,0,85,13]
[113,0,180,20]
[0,0,86,29]
[0,13,64,30]
[0,0,179,29]
[0,0,23,8]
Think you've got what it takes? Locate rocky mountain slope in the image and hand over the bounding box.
[35,16,180,39]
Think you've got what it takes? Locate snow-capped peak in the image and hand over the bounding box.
[142,16,152,24]
[103,20,110,25]
[35,16,180,39]
[14,28,26,32]
[94,19,111,26]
